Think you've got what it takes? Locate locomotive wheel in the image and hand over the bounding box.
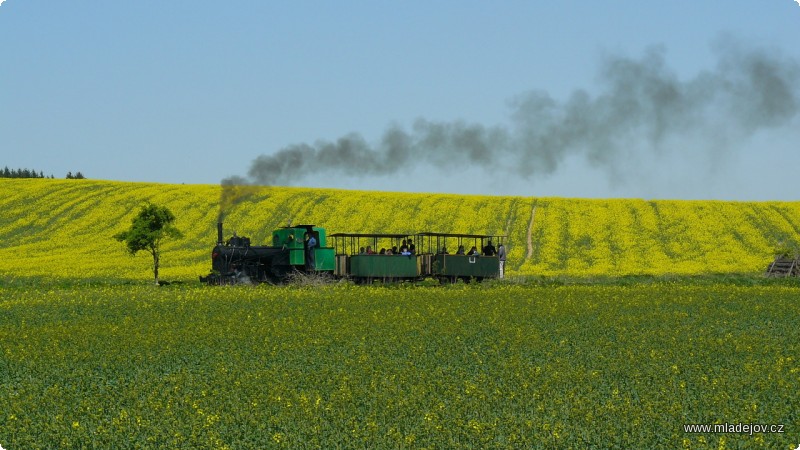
[268,267,290,284]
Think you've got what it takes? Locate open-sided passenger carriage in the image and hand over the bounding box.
[331,231,506,284]
[331,233,429,284]
[417,232,506,283]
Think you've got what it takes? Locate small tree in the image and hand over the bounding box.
[114,203,183,285]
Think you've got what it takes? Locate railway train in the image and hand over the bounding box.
[200,222,505,284]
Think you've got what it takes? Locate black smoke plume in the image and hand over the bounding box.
[219,38,800,218]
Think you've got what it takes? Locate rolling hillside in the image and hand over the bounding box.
[1,179,798,281]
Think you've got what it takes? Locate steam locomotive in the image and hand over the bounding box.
[200,222,335,284]
[200,222,504,284]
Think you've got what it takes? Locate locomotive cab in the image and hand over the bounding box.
[272,225,335,270]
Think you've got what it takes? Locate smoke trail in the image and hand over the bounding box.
[218,176,259,221]
[219,38,800,216]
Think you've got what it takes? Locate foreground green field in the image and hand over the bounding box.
[2,178,800,281]
[1,281,798,448]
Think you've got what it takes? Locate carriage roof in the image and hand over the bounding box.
[329,232,413,239]
[416,232,506,239]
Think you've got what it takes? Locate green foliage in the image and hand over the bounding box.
[114,203,182,255]
[0,166,52,178]
[114,203,182,284]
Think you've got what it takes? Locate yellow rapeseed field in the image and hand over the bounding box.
[1,178,798,281]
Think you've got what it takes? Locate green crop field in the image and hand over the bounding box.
[1,282,799,448]
[1,179,800,448]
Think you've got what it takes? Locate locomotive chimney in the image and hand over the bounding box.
[217,222,224,245]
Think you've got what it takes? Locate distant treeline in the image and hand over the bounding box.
[2,167,86,179]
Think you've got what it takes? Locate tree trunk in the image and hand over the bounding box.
[152,250,160,286]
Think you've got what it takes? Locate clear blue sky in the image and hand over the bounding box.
[2,1,799,200]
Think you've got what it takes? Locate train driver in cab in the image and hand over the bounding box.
[305,232,317,270]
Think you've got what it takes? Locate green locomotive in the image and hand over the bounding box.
[200,222,334,284]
